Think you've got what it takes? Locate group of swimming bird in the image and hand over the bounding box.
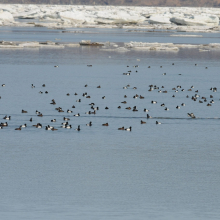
[0,63,217,131]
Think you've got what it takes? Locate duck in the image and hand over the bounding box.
[37,113,43,117]
[144,109,149,112]
[65,124,72,129]
[118,126,124,130]
[75,125,81,131]
[76,99,81,102]
[66,93,70,96]
[21,124,27,127]
[118,106,121,109]
[151,101,157,104]
[15,126,22,130]
[51,127,58,131]
[176,106,180,109]
[164,107,169,111]
[125,126,132,131]
[105,107,109,110]
[102,96,106,99]
[51,119,56,122]
[86,121,92,126]
[30,118,32,122]
[156,121,161,124]
[67,109,72,113]
[72,105,75,108]
[42,84,46,87]
[147,114,152,119]
[54,65,59,67]
[45,125,52,130]
[140,120,146,124]
[187,113,196,118]
[63,117,70,121]
[102,123,109,126]
[50,99,56,105]
[121,101,127,104]
[32,123,42,128]
[21,109,28,113]
[74,113,80,117]
[97,85,101,88]
[31,84,35,88]
[0,122,8,126]
[3,115,11,120]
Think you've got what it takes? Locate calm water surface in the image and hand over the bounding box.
[0,27,220,220]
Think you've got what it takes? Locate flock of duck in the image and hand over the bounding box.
[0,63,217,131]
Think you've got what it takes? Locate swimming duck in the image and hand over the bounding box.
[15,126,22,130]
[74,113,80,117]
[102,123,109,126]
[125,126,132,131]
[51,127,58,131]
[3,115,11,120]
[21,109,28,113]
[65,124,72,129]
[0,122,8,126]
[51,119,56,122]
[75,125,81,131]
[86,121,92,126]
[156,121,161,124]
[147,114,152,119]
[118,126,124,130]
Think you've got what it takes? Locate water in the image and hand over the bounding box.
[0,27,220,220]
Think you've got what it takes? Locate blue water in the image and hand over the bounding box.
[0,27,220,220]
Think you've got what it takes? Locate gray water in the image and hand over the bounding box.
[0,27,220,220]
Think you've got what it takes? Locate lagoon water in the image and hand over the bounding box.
[0,27,220,220]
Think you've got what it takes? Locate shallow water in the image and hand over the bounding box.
[0,27,220,220]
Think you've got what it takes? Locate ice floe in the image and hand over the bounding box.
[0,4,220,30]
